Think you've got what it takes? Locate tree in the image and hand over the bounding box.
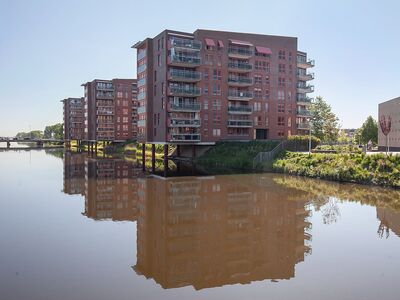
[337,130,350,144]
[310,96,340,143]
[359,116,378,145]
[44,123,63,139]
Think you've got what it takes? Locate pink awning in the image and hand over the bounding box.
[205,38,216,47]
[255,46,272,55]
[218,40,224,48]
[229,39,253,46]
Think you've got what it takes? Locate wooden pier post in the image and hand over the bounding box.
[142,143,146,171]
[151,144,156,173]
[164,144,168,177]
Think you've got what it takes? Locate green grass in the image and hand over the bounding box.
[272,152,400,188]
[196,141,279,170]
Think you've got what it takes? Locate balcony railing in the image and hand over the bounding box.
[137,78,146,87]
[169,55,201,66]
[297,122,310,130]
[228,47,253,58]
[227,120,253,127]
[297,96,313,103]
[297,72,314,81]
[169,69,201,82]
[170,37,201,50]
[228,62,253,71]
[170,102,201,111]
[96,84,113,91]
[137,106,146,114]
[297,85,314,93]
[96,110,114,115]
[137,50,146,60]
[228,106,252,114]
[170,133,201,142]
[137,92,146,100]
[169,86,201,97]
[96,92,114,99]
[170,119,201,127]
[137,64,147,73]
[297,58,315,68]
[228,90,253,100]
[297,109,312,116]
[228,77,253,86]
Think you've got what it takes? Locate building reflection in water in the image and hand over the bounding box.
[377,208,400,239]
[63,152,143,221]
[63,154,313,289]
[134,175,312,290]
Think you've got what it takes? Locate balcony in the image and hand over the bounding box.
[228,90,253,101]
[228,77,253,87]
[297,72,314,81]
[297,122,310,130]
[297,58,315,69]
[137,92,146,100]
[96,92,114,99]
[170,37,201,51]
[97,109,114,115]
[297,109,312,117]
[228,47,253,59]
[169,118,200,127]
[137,106,146,114]
[168,86,201,97]
[228,106,252,114]
[228,62,253,72]
[137,78,146,87]
[169,55,201,67]
[137,50,146,60]
[96,84,113,91]
[137,64,147,73]
[170,102,201,112]
[297,96,313,104]
[169,69,201,82]
[297,85,314,94]
[227,120,253,127]
[170,133,201,142]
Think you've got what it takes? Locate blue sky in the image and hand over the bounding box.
[1,0,399,136]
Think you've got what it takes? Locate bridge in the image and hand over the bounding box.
[0,137,64,148]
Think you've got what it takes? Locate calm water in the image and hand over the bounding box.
[1,150,400,300]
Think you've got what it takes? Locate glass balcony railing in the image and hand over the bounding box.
[169,69,201,81]
[170,119,201,127]
[96,92,114,99]
[137,92,146,100]
[297,58,315,68]
[228,47,253,57]
[137,50,146,60]
[297,122,310,130]
[170,133,201,142]
[170,102,201,111]
[297,72,314,80]
[227,120,253,127]
[137,64,147,73]
[169,86,201,96]
[137,106,146,114]
[169,55,201,66]
[297,85,314,93]
[228,62,253,71]
[228,77,253,85]
[228,106,252,113]
[228,90,253,100]
[297,96,313,103]
[297,109,312,116]
[137,78,146,87]
[170,37,201,50]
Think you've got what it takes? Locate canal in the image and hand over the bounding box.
[1,150,400,300]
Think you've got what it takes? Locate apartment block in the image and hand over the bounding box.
[82,78,138,142]
[62,97,84,141]
[378,96,400,151]
[133,29,314,144]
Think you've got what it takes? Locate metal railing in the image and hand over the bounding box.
[170,102,201,111]
[169,69,201,81]
[228,47,253,56]
[170,119,201,127]
[228,90,253,99]
[171,37,201,50]
[228,62,253,70]
[228,77,253,85]
[170,133,201,141]
[228,106,252,113]
[227,120,253,127]
[169,86,201,96]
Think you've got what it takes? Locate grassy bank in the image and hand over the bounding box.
[272,152,400,188]
[196,141,279,170]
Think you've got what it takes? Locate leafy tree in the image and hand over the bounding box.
[310,96,340,143]
[337,130,350,144]
[44,123,63,139]
[359,116,378,145]
[15,130,43,139]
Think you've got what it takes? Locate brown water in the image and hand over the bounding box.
[1,150,400,300]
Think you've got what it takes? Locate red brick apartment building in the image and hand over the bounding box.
[81,78,138,142]
[62,97,84,141]
[133,29,314,145]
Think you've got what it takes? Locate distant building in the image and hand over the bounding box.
[378,97,400,151]
[341,128,357,141]
[61,97,84,141]
[81,78,138,142]
[133,29,314,145]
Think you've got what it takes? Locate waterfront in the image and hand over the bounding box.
[1,150,400,300]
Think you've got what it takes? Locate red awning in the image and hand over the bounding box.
[205,38,216,47]
[229,39,253,46]
[218,40,224,48]
[255,46,272,55]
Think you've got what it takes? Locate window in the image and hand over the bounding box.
[278,104,285,113]
[278,77,285,87]
[154,85,157,96]
[265,103,269,112]
[278,131,285,137]
[255,60,268,71]
[278,116,285,126]
[213,128,221,136]
[157,54,161,66]
[122,117,129,123]
[287,91,292,101]
[212,84,221,95]
[203,99,208,110]
[161,82,165,95]
[213,69,222,80]
[254,75,262,84]
[204,69,209,80]
[212,99,221,110]
[279,64,286,74]
[154,70,157,81]
[278,90,285,100]
[265,89,270,100]
[278,50,286,60]
[265,75,270,85]
[254,88,262,98]
[205,54,213,65]
[288,117,292,127]
[204,86,209,95]
[253,102,261,111]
